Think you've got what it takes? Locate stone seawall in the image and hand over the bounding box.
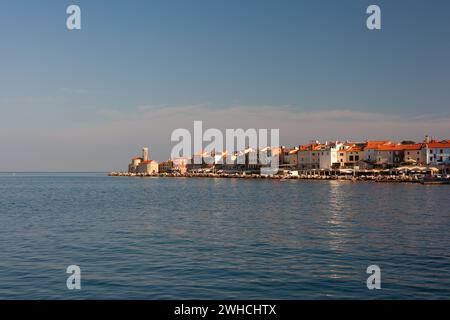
[108,172,426,183]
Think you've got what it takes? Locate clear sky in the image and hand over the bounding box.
[0,0,449,171]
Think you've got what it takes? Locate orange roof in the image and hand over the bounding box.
[401,144,423,150]
[376,144,404,151]
[365,141,391,149]
[427,141,450,148]
[427,142,450,148]
[132,157,143,160]
[299,143,316,151]
[376,144,423,151]
[346,145,363,152]
[299,143,322,151]
[141,160,155,164]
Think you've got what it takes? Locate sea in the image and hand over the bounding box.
[0,172,449,299]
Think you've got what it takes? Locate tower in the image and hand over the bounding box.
[143,147,149,162]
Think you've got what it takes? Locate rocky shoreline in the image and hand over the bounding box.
[108,171,427,183]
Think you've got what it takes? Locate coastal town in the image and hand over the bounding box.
[110,136,450,184]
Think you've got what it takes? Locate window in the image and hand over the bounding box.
[349,156,354,161]
[440,149,443,154]
[407,151,410,155]
[355,155,359,161]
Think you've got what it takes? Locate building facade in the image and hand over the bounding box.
[425,140,450,165]
[128,147,159,174]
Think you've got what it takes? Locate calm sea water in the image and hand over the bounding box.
[0,173,449,299]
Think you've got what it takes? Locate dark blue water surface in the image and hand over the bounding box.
[0,173,449,299]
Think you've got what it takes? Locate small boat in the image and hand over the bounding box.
[420,175,450,185]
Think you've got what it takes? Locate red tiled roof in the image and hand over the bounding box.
[401,144,423,150]
[365,141,391,149]
[376,144,404,151]
[299,143,319,151]
[346,145,363,152]
[427,141,450,148]
[375,144,423,151]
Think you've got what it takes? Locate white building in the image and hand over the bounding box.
[319,142,343,169]
[425,140,450,165]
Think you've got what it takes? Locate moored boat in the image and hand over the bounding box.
[420,175,450,185]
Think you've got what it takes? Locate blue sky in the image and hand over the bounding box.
[0,0,449,171]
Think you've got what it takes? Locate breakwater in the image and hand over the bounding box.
[108,171,426,183]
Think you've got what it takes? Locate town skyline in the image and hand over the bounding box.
[126,135,449,173]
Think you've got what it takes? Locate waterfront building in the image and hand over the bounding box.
[374,143,426,167]
[248,148,259,170]
[343,143,365,168]
[159,160,174,173]
[128,147,159,174]
[236,149,247,168]
[375,144,404,167]
[337,148,346,167]
[128,156,143,173]
[222,151,239,171]
[137,160,159,174]
[363,140,392,163]
[319,141,343,169]
[172,157,189,174]
[188,151,213,171]
[279,146,291,166]
[214,151,226,165]
[369,141,430,167]
[402,144,426,165]
[287,148,299,169]
[258,146,272,167]
[234,148,260,170]
[297,142,322,170]
[425,140,450,165]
